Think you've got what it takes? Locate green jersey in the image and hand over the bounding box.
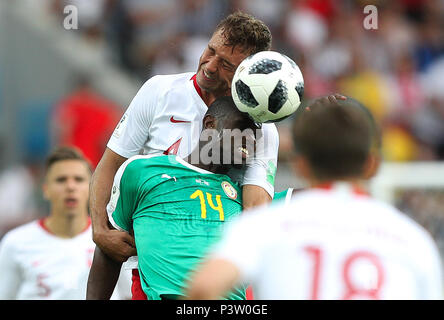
[108,155,246,300]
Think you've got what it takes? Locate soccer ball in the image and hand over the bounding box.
[231,51,304,123]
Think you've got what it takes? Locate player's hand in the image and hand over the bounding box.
[93,228,137,263]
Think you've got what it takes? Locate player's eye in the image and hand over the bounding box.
[222,61,234,71]
[207,46,215,55]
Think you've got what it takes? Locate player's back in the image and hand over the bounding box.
[240,183,442,300]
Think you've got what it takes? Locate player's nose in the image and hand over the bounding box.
[205,57,218,74]
[65,178,77,191]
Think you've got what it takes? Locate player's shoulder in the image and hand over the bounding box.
[120,154,191,178]
[143,72,194,91]
[119,154,172,175]
[125,154,178,167]
[370,198,437,244]
[0,220,42,246]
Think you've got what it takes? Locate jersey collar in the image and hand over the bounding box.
[190,74,203,99]
[313,182,369,197]
[176,156,214,175]
[38,217,92,237]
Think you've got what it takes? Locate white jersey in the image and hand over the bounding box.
[212,183,443,300]
[0,219,131,300]
[107,72,279,197]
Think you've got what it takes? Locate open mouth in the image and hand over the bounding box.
[203,69,216,82]
[64,198,78,208]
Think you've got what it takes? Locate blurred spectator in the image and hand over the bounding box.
[382,123,418,161]
[0,163,40,239]
[51,75,122,168]
[233,0,288,34]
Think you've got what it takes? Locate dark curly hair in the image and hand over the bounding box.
[214,11,272,55]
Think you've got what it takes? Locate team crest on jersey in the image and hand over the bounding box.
[113,113,128,138]
[221,181,237,200]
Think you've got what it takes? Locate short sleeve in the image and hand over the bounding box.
[241,123,279,197]
[107,77,159,158]
[107,158,141,232]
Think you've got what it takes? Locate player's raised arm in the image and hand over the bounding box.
[241,124,279,210]
[89,148,136,262]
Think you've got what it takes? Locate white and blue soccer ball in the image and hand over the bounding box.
[231,51,304,123]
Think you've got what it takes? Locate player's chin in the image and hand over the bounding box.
[63,209,81,219]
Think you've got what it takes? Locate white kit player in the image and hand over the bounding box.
[186,98,443,300]
[88,13,278,299]
[0,147,131,300]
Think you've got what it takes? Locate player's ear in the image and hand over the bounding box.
[203,114,216,130]
[362,153,381,180]
[292,155,312,182]
[42,181,50,200]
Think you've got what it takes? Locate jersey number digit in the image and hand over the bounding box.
[304,246,385,300]
[163,138,182,155]
[190,190,224,221]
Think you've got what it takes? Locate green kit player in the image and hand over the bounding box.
[87,96,260,300]
[108,155,246,299]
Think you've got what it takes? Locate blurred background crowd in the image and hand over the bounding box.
[0,0,443,252]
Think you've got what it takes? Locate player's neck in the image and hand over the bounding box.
[185,147,230,175]
[44,213,89,238]
[200,89,229,107]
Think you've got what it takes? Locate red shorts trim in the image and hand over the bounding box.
[246,286,254,300]
[131,269,147,300]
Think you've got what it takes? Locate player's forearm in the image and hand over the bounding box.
[89,166,114,236]
[89,148,126,239]
[86,246,123,300]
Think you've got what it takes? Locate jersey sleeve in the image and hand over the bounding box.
[107,158,142,233]
[210,210,269,284]
[0,233,22,299]
[107,77,159,158]
[241,123,279,197]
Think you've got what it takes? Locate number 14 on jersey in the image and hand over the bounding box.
[190,190,224,221]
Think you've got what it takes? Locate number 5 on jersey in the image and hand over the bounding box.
[190,190,224,221]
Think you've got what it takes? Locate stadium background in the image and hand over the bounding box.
[0,0,443,275]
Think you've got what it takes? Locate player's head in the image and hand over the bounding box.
[42,146,92,218]
[292,97,381,183]
[196,12,272,97]
[197,96,259,171]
